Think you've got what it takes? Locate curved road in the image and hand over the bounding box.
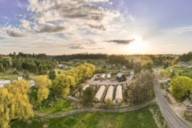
[154,78,191,128]
[38,100,155,120]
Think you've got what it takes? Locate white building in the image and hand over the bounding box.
[105,86,114,103]
[94,85,106,102]
[107,73,111,79]
[29,80,36,87]
[115,85,123,104]
[0,80,11,88]
[101,74,106,79]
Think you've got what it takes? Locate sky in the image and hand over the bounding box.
[0,0,192,55]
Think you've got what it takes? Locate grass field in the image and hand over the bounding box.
[0,72,18,80]
[163,65,192,78]
[38,99,72,113]
[12,105,160,128]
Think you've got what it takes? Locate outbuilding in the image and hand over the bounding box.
[115,85,123,104]
[94,85,106,102]
[116,73,126,82]
[104,86,114,103]
[107,73,111,79]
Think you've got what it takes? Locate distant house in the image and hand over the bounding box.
[106,73,111,79]
[29,80,36,87]
[58,64,66,69]
[18,76,23,80]
[116,73,126,82]
[0,80,11,88]
[101,73,106,79]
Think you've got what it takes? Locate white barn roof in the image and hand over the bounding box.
[94,85,106,102]
[115,85,123,104]
[105,86,114,103]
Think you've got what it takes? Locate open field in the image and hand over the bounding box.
[38,99,72,114]
[12,105,160,128]
[163,65,192,78]
[0,73,18,80]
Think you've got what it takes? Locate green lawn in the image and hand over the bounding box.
[164,66,192,78]
[0,72,18,80]
[38,99,72,113]
[12,105,160,128]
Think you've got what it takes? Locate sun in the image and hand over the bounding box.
[127,34,150,54]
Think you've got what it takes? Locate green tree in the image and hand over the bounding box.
[171,76,192,101]
[52,74,71,98]
[34,75,51,104]
[49,70,56,80]
[51,63,95,98]
[0,80,34,128]
[127,70,155,105]
[81,87,95,106]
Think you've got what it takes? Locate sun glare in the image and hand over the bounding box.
[127,35,150,54]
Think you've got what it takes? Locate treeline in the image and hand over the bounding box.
[0,52,181,74]
[54,54,108,61]
[0,53,57,74]
[179,52,192,62]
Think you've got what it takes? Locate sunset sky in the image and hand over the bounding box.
[0,0,192,55]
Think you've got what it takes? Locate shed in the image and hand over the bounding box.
[115,85,123,104]
[104,86,114,103]
[94,85,106,102]
[107,73,111,79]
[116,73,126,82]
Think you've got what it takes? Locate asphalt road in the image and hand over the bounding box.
[154,79,191,128]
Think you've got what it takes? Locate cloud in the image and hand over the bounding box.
[1,0,147,54]
[6,28,25,37]
[26,0,126,35]
[107,39,135,44]
[35,22,65,33]
[164,26,192,34]
[66,39,103,50]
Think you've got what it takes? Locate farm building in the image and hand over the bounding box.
[106,73,111,79]
[94,85,106,102]
[116,73,126,82]
[115,85,123,104]
[105,86,114,103]
[29,80,35,87]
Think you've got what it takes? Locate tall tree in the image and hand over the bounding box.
[34,75,51,104]
[171,76,192,101]
[0,80,34,128]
